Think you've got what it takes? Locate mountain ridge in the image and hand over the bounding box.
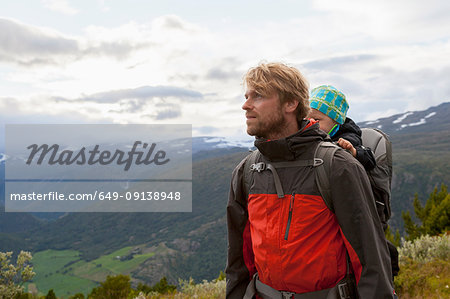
[358,102,450,135]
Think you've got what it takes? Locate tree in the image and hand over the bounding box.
[402,184,450,240]
[216,270,226,282]
[88,274,131,299]
[151,276,176,294]
[45,289,57,299]
[0,251,35,299]
[385,226,401,247]
[137,276,176,295]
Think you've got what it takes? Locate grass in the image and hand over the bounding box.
[91,247,155,274]
[395,258,450,298]
[27,249,97,297]
[27,246,155,297]
[71,246,155,281]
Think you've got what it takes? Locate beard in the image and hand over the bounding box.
[246,105,288,139]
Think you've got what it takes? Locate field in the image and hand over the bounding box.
[27,246,155,297]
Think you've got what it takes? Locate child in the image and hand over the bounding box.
[308,85,376,171]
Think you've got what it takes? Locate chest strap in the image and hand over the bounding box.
[250,159,323,199]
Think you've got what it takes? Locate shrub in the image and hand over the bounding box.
[133,278,225,299]
[395,234,450,298]
[399,234,450,264]
[0,251,35,299]
[176,278,225,299]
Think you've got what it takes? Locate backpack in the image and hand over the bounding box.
[315,128,398,278]
[315,128,393,229]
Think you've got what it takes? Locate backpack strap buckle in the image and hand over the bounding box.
[281,291,295,299]
[338,281,351,299]
[250,162,266,172]
[313,158,324,167]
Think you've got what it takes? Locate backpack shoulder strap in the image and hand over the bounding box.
[243,150,261,199]
[314,141,339,213]
[244,142,340,208]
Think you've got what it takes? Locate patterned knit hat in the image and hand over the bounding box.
[310,85,349,125]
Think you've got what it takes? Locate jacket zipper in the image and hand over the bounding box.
[284,193,295,240]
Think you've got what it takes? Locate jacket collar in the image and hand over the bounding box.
[338,117,361,136]
[254,119,327,162]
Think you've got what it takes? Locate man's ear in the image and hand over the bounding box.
[284,100,299,113]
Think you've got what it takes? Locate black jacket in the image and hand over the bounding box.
[226,120,396,298]
[332,117,376,171]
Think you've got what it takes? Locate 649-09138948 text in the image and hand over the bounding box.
[9,191,182,201]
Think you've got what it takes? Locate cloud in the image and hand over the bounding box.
[0,96,105,124]
[0,18,153,66]
[75,85,203,104]
[320,65,450,121]
[50,85,202,119]
[42,0,79,15]
[206,67,242,81]
[0,15,209,68]
[97,0,110,12]
[153,15,200,32]
[1,5,449,138]
[311,0,450,43]
[155,107,182,120]
[160,15,185,30]
[301,54,379,71]
[81,41,152,60]
[0,18,79,65]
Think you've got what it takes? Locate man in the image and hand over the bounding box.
[225,62,396,298]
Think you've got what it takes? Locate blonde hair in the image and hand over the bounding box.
[244,62,310,121]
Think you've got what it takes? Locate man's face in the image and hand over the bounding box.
[242,87,287,139]
[308,108,336,133]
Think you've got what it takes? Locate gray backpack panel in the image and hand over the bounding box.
[361,128,393,227]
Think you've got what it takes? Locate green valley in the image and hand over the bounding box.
[26,245,156,297]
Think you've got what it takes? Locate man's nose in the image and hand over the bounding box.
[242,98,252,110]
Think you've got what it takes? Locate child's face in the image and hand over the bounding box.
[308,108,337,134]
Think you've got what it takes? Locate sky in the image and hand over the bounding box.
[1,0,449,141]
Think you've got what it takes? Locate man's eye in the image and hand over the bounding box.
[255,93,262,98]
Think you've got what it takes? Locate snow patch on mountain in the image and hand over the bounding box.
[425,112,436,119]
[393,112,414,124]
[365,120,380,125]
[192,136,254,153]
[203,137,224,143]
[408,118,427,127]
[198,136,253,149]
